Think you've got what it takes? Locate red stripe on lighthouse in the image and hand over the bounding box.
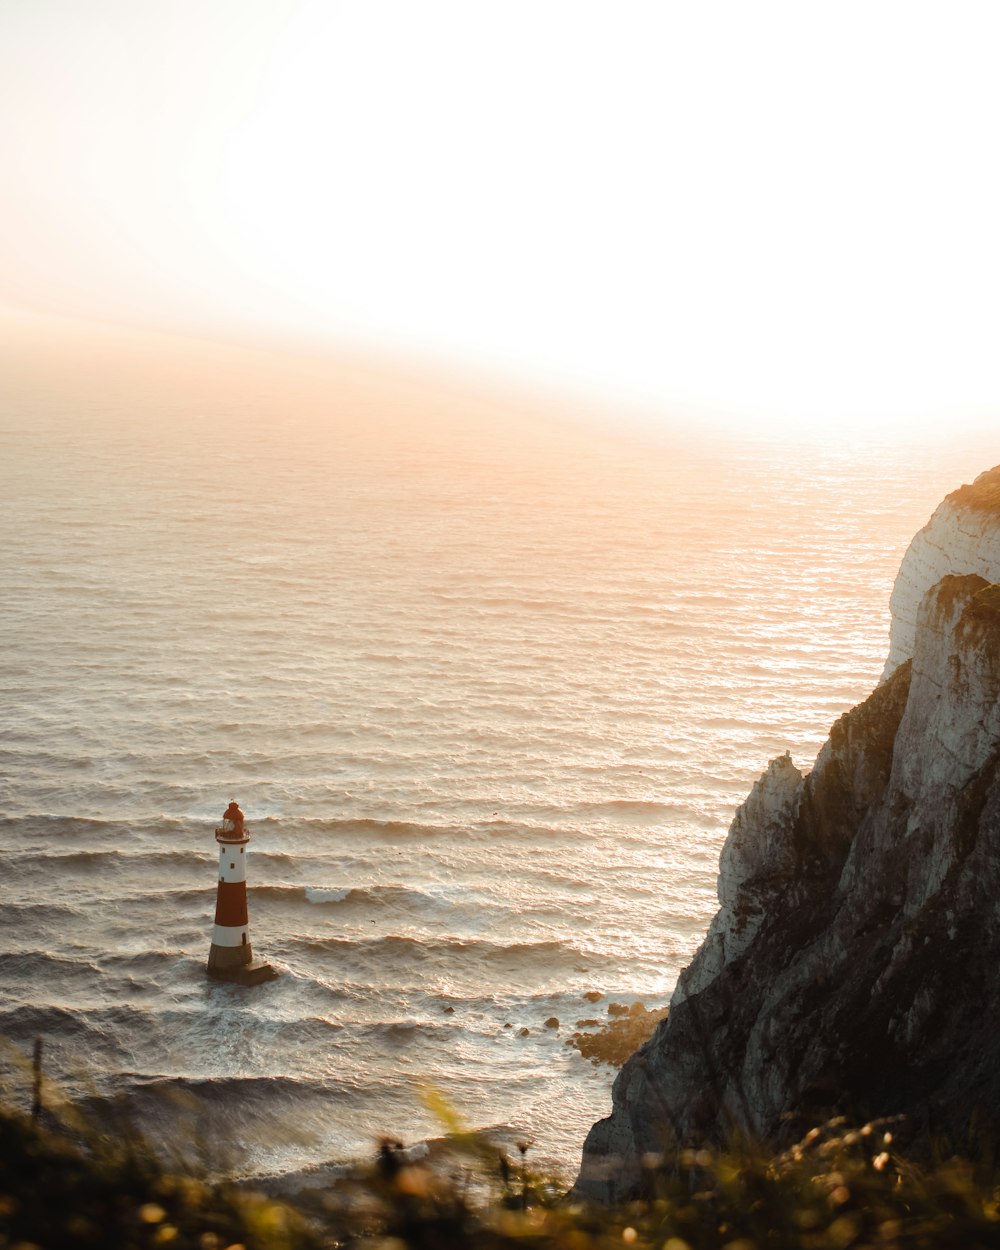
[215,881,249,926]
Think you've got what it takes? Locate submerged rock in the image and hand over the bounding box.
[576,467,1000,1203]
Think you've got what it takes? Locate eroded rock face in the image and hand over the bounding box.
[883,464,1000,679]
[576,567,1000,1203]
[673,752,804,1006]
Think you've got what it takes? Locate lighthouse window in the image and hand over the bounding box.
[241,932,247,944]
[230,863,235,870]
[240,847,244,854]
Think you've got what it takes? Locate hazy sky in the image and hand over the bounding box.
[2,1,999,433]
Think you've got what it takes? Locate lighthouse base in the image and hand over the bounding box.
[207,943,278,986]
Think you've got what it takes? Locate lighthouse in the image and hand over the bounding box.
[207,801,276,985]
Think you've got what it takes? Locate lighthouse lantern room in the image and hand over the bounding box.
[207,801,276,985]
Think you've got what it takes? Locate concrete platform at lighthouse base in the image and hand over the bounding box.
[206,942,278,986]
[207,959,278,986]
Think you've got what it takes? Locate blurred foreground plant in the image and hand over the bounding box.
[0,1100,324,1250]
[7,1088,1000,1249]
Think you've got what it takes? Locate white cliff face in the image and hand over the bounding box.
[576,466,1000,1204]
[883,465,1000,680]
[849,574,1000,913]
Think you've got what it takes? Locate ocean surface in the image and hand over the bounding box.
[0,337,994,1182]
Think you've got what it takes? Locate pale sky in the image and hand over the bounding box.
[2,1,999,433]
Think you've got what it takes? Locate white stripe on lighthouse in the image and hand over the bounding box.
[218,843,247,883]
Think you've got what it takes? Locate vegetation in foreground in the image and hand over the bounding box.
[6,1088,1000,1250]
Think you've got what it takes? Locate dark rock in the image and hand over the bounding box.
[569,1008,669,1068]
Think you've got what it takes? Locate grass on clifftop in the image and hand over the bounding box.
[7,1092,1000,1250]
[949,465,1000,516]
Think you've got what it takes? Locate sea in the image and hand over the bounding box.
[0,330,994,1184]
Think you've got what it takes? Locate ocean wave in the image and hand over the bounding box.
[250,883,436,910]
[475,818,598,843]
[94,1070,409,1113]
[0,949,211,1008]
[360,1018,457,1044]
[101,882,439,913]
[129,1073,320,1099]
[67,1073,344,1146]
[4,848,127,871]
[0,815,134,848]
[95,950,203,974]
[0,814,197,851]
[0,900,83,922]
[251,815,595,843]
[571,798,688,819]
[3,847,208,874]
[0,1003,103,1046]
[430,592,572,613]
[0,1000,177,1044]
[0,950,102,980]
[255,816,448,839]
[245,850,299,867]
[284,933,594,970]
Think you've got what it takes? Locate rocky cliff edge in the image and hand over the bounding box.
[576,468,1000,1203]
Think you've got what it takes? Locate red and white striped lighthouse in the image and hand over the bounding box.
[207,801,276,985]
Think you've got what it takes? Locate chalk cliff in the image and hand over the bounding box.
[883,464,1000,678]
[576,467,1000,1203]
